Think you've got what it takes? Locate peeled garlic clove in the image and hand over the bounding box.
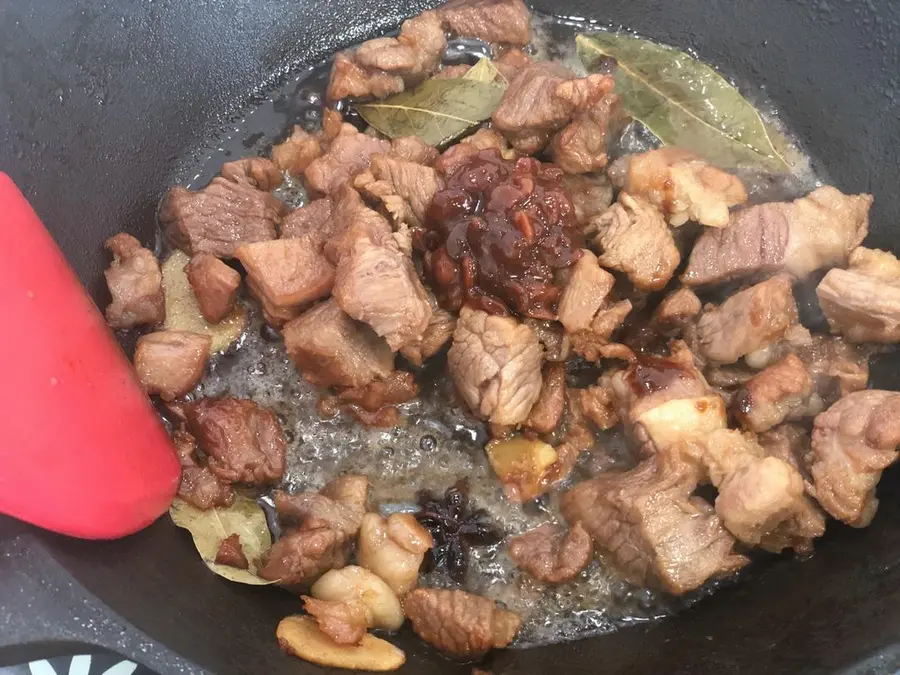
[311,566,405,631]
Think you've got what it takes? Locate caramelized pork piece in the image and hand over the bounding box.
[541,389,598,488]
[354,153,444,227]
[258,526,350,586]
[492,62,611,154]
[329,371,419,427]
[810,390,900,527]
[732,354,813,433]
[173,428,234,510]
[556,248,615,332]
[610,148,747,228]
[181,397,286,485]
[525,363,567,434]
[437,0,532,45]
[404,588,522,659]
[508,523,593,584]
[562,450,747,594]
[133,330,211,401]
[324,185,397,263]
[302,596,371,646]
[447,307,543,425]
[579,382,618,431]
[817,247,900,343]
[283,299,394,389]
[435,128,516,176]
[215,534,249,569]
[279,198,333,240]
[697,273,798,365]
[305,129,392,196]
[389,135,440,166]
[358,513,434,597]
[236,238,335,325]
[184,253,241,324]
[271,126,324,176]
[400,296,457,366]
[561,173,614,226]
[327,10,446,101]
[652,287,702,332]
[160,177,286,258]
[759,423,814,489]
[219,157,283,191]
[588,193,680,291]
[525,319,571,362]
[274,476,369,539]
[103,233,166,329]
[550,86,620,174]
[683,186,871,286]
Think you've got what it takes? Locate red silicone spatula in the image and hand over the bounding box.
[0,172,180,539]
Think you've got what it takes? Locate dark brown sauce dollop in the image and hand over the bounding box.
[418,149,581,319]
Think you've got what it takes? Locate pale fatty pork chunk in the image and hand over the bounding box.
[550,85,620,174]
[817,247,900,343]
[561,173,613,227]
[173,428,235,510]
[358,513,434,597]
[160,178,286,258]
[236,237,335,325]
[810,390,900,527]
[354,153,444,227]
[326,10,446,101]
[259,526,350,587]
[215,534,250,569]
[732,353,813,433]
[180,397,286,485]
[103,233,166,329]
[561,449,748,595]
[525,362,567,434]
[652,287,702,332]
[588,193,681,291]
[404,588,522,659]
[302,596,371,645]
[184,253,241,324]
[400,295,457,366]
[274,475,369,538]
[305,129,392,196]
[492,62,612,154]
[447,307,544,425]
[219,157,283,192]
[437,0,532,46]
[686,429,825,553]
[683,186,871,286]
[508,522,593,584]
[133,330,211,401]
[697,273,798,365]
[283,299,394,389]
[609,148,748,228]
[279,198,333,240]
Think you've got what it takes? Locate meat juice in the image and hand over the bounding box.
[167,12,821,647]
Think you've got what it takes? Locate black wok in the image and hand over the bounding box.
[1,0,900,672]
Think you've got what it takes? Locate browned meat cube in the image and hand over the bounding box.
[525,363,567,434]
[283,299,394,389]
[561,173,613,226]
[404,588,522,659]
[448,307,543,425]
[697,273,798,365]
[400,296,457,366]
[810,390,900,527]
[214,534,249,569]
[333,370,420,428]
[550,86,620,174]
[133,330,211,401]
[589,193,680,292]
[258,526,350,586]
[184,253,240,324]
[305,129,391,196]
[817,247,900,343]
[652,287,702,332]
[508,523,593,584]
[219,157,283,191]
[182,397,286,485]
[389,135,439,166]
[302,596,370,645]
[579,382,618,431]
[556,249,615,333]
[103,233,165,329]
[271,126,323,176]
[354,153,444,227]
[609,148,748,228]
[732,354,813,433]
[683,186,871,286]
[327,53,406,102]
[435,128,516,176]
[275,475,369,538]
[438,0,532,46]
[236,238,335,325]
[562,450,748,594]
[160,177,286,258]
[173,428,234,510]
[280,198,333,240]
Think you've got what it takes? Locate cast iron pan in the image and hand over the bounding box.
[1,0,900,673]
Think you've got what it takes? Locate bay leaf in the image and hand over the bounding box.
[169,496,275,585]
[463,57,506,85]
[577,32,790,172]
[356,78,506,147]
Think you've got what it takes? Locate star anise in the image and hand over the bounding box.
[414,479,503,583]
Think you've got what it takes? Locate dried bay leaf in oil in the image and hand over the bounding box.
[355,78,506,147]
[169,495,275,585]
[462,57,507,85]
[577,32,791,172]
